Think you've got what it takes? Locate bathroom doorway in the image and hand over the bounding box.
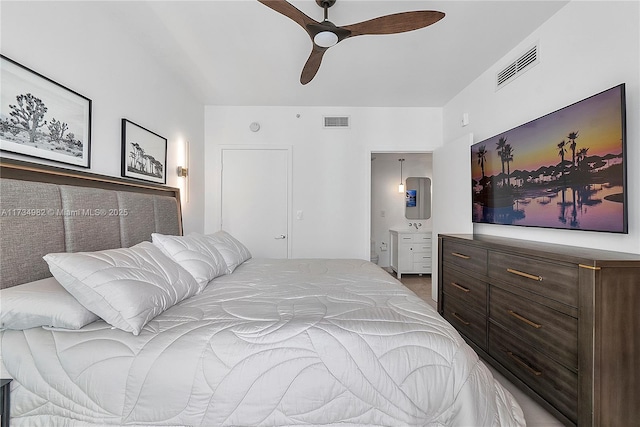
[370,152,433,269]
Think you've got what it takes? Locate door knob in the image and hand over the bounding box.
[274,234,286,239]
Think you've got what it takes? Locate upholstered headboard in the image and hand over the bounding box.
[0,159,182,289]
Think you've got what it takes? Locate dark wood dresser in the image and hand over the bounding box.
[437,234,640,427]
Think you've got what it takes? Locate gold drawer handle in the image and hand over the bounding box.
[506,268,543,282]
[451,312,470,325]
[451,252,470,260]
[507,351,542,376]
[450,282,471,293]
[508,310,542,329]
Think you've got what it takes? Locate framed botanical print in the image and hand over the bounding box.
[0,55,91,167]
[121,119,167,184]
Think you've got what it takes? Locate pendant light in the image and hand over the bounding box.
[398,158,405,193]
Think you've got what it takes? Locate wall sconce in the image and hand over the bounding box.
[398,158,405,193]
[177,141,191,203]
[177,166,188,177]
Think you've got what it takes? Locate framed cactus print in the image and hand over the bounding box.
[0,55,92,167]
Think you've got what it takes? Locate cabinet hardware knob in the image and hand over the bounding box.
[506,268,543,281]
[506,351,542,376]
[507,310,542,329]
[451,312,470,325]
[450,282,470,293]
[451,252,470,260]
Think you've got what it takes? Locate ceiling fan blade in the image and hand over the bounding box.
[342,11,445,37]
[300,45,327,85]
[257,0,318,34]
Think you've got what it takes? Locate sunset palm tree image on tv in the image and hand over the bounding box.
[471,84,627,233]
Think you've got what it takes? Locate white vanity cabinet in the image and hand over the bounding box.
[389,230,432,278]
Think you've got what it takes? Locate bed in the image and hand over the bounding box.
[0,159,525,426]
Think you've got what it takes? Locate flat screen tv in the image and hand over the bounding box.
[471,84,627,233]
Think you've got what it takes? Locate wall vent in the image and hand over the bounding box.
[323,116,350,128]
[496,44,539,89]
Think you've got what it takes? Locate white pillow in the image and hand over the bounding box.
[0,277,99,330]
[151,233,227,289]
[204,231,252,273]
[43,242,199,335]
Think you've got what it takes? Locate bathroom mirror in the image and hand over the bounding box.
[405,177,431,220]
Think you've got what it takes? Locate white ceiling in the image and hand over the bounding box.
[104,0,569,107]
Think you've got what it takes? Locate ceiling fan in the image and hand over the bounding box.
[257,0,445,84]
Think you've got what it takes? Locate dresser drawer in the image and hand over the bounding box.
[488,251,578,307]
[489,323,577,423]
[442,294,487,349]
[442,240,487,275]
[490,286,577,371]
[442,268,487,313]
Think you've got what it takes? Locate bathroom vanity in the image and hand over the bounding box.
[389,229,432,278]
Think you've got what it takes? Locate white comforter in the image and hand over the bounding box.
[2,259,524,426]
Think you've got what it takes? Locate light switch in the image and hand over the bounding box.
[380,210,386,217]
[462,113,470,127]
[296,210,304,220]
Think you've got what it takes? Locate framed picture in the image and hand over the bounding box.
[121,119,167,184]
[406,189,417,207]
[0,55,92,167]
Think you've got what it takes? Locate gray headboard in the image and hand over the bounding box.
[0,159,182,289]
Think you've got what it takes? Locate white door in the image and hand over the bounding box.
[221,148,289,258]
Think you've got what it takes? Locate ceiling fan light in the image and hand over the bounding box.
[314,31,338,47]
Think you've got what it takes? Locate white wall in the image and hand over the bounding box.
[371,153,433,267]
[443,0,640,255]
[0,1,205,235]
[204,106,442,260]
[431,133,474,300]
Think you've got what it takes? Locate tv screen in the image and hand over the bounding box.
[471,84,627,233]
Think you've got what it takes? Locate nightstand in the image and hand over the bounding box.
[1,379,10,427]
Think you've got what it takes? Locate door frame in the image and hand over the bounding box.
[214,145,293,258]
[367,149,433,268]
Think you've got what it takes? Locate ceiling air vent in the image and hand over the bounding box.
[323,116,350,129]
[496,44,539,90]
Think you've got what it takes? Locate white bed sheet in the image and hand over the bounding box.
[1,258,525,426]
